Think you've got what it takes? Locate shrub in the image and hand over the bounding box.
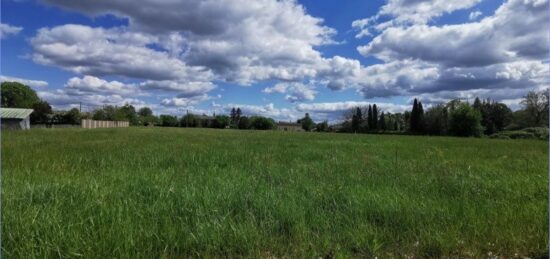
[250,116,276,130]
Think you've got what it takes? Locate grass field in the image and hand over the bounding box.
[2,128,548,257]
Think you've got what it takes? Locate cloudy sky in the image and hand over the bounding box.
[1,0,548,122]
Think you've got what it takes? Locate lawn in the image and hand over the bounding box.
[1,128,548,257]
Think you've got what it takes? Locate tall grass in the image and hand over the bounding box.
[2,128,548,257]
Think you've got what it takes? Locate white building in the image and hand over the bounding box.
[1,108,33,130]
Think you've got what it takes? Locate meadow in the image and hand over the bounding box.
[1,128,548,258]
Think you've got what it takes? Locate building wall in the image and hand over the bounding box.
[277,124,303,132]
[1,118,29,130]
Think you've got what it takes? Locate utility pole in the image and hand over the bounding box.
[79,102,82,112]
[186,109,189,128]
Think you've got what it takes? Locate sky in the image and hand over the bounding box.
[0,0,548,122]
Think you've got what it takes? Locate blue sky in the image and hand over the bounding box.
[1,0,548,122]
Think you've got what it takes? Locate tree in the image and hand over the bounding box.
[424,104,448,135]
[350,107,362,133]
[521,90,549,127]
[372,104,378,130]
[316,120,329,132]
[63,108,81,125]
[180,114,200,127]
[367,105,373,131]
[238,116,251,129]
[138,107,153,117]
[30,100,53,124]
[409,99,425,134]
[159,115,179,127]
[212,115,230,129]
[301,113,315,131]
[379,112,386,131]
[236,108,242,122]
[449,103,483,137]
[1,82,40,108]
[230,107,237,126]
[117,104,139,125]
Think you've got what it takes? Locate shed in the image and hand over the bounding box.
[1,108,33,130]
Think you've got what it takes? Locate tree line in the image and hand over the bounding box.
[1,81,548,137]
[338,90,549,138]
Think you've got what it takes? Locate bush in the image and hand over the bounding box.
[159,115,179,127]
[238,116,251,129]
[250,116,276,130]
[491,127,548,140]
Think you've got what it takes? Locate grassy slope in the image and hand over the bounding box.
[1,128,548,257]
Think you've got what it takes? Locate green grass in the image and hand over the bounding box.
[2,128,548,258]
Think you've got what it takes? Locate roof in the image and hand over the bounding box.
[1,108,33,119]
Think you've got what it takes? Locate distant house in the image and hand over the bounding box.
[277,121,303,132]
[1,108,33,130]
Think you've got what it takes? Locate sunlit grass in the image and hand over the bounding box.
[2,127,548,257]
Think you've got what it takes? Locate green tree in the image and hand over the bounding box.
[521,90,549,127]
[424,104,448,135]
[212,115,230,129]
[238,116,251,129]
[372,104,379,130]
[63,108,81,125]
[1,82,40,108]
[159,115,179,127]
[117,104,139,125]
[449,103,483,137]
[379,112,386,131]
[250,116,276,130]
[316,120,329,132]
[409,99,425,134]
[30,100,53,124]
[301,113,315,131]
[367,105,373,131]
[351,107,362,133]
[138,107,153,117]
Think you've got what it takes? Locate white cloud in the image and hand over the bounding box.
[263,82,317,102]
[358,0,549,67]
[0,23,23,39]
[160,94,212,107]
[65,76,139,96]
[0,75,49,87]
[469,10,483,20]
[38,0,338,86]
[352,0,481,38]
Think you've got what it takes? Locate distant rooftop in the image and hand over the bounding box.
[1,108,33,119]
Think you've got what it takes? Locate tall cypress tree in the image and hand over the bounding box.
[230,107,237,125]
[351,107,362,133]
[418,101,425,134]
[372,104,378,130]
[410,98,419,133]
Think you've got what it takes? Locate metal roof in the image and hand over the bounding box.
[1,108,33,119]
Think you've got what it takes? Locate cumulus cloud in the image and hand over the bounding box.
[65,76,139,96]
[0,75,49,87]
[263,82,317,102]
[31,25,213,82]
[358,0,549,67]
[37,89,146,109]
[350,0,549,103]
[37,0,338,87]
[0,23,23,38]
[352,0,481,38]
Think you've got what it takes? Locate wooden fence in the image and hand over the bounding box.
[81,119,129,129]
